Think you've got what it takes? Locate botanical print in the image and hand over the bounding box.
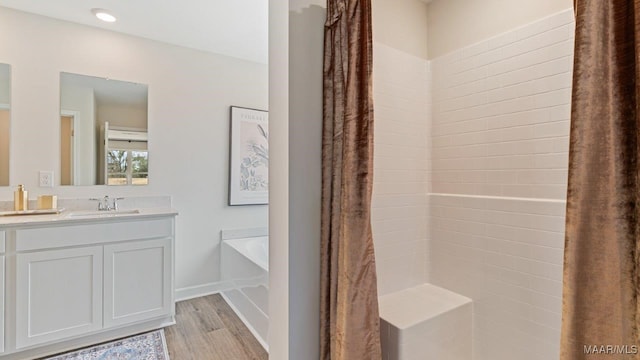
[229,106,268,205]
[239,122,268,191]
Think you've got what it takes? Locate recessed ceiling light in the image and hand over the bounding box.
[91,8,116,23]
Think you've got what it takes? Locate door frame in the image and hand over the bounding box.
[60,110,80,185]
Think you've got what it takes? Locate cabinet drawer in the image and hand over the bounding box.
[0,230,4,253]
[16,218,173,252]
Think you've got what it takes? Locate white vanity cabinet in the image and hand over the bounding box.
[0,211,176,360]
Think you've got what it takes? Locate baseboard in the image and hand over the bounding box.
[174,281,235,302]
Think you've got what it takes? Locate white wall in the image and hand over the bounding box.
[427,0,572,58]
[372,0,429,59]
[0,7,268,296]
[287,1,325,359]
[371,0,431,296]
[430,10,573,199]
[60,84,96,185]
[288,3,324,359]
[430,194,565,360]
[268,0,290,357]
[372,43,431,295]
[429,9,574,360]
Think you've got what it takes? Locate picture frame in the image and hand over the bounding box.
[229,106,269,205]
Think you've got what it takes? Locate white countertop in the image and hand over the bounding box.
[0,207,178,227]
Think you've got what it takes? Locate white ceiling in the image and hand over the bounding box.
[0,0,269,64]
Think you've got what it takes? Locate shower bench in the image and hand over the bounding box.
[379,284,472,360]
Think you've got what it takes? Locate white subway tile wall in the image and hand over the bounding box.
[429,9,574,360]
[430,10,574,200]
[430,194,565,360]
[372,42,431,296]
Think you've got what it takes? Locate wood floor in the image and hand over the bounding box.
[164,294,268,360]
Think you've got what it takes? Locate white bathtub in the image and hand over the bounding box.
[221,236,269,350]
[225,236,269,271]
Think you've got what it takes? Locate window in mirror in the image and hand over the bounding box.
[60,72,148,186]
[131,150,149,185]
[107,150,128,185]
[0,63,10,186]
[106,149,148,186]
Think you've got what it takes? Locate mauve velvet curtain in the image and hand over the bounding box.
[562,1,640,359]
[320,0,382,359]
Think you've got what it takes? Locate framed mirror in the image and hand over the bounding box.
[0,63,10,186]
[59,72,148,186]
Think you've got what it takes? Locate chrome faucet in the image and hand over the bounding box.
[89,196,125,211]
[112,197,125,210]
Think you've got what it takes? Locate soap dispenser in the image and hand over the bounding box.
[14,184,28,211]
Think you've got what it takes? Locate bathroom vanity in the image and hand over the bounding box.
[0,206,177,360]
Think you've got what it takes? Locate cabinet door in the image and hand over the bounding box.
[16,247,103,349]
[104,238,172,328]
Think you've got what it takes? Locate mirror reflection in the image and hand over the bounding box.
[60,72,148,186]
[0,63,10,187]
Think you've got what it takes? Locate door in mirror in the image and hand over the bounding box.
[0,64,10,186]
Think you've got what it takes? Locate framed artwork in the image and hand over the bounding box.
[229,106,269,205]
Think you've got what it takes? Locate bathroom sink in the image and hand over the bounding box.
[66,209,141,218]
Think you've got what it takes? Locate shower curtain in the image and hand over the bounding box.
[562,1,640,359]
[320,0,382,359]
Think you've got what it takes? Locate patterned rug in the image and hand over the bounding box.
[45,330,170,360]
